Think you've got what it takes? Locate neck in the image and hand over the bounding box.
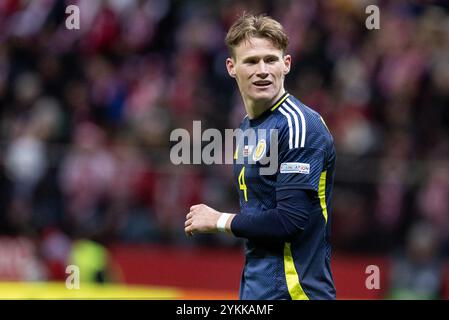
[243,89,286,119]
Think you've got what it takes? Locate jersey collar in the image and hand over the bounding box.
[248,92,290,126]
[270,91,290,112]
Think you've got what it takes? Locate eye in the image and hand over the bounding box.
[266,57,278,63]
[245,58,257,64]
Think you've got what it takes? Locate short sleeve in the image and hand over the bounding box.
[276,147,325,192]
[276,130,327,192]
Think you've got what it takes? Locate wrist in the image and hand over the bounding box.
[216,213,233,233]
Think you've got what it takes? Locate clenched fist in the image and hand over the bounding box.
[184,204,234,236]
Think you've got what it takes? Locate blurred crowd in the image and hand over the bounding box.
[0,0,449,281]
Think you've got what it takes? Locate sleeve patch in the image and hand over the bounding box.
[280,162,310,174]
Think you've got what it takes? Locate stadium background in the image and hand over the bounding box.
[0,0,448,299]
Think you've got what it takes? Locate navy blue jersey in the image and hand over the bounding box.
[231,92,336,300]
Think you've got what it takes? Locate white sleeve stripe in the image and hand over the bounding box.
[279,107,293,149]
[281,103,300,148]
[286,98,306,148]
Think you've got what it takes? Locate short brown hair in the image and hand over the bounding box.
[225,13,289,58]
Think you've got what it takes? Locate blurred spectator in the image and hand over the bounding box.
[387,221,445,300]
[69,238,112,283]
[58,122,117,236]
[0,0,448,283]
[417,161,449,249]
[40,227,72,280]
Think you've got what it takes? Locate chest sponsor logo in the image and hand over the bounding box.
[252,139,266,162]
[280,162,310,174]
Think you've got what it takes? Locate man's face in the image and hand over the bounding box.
[226,37,291,105]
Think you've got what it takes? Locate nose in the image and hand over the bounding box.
[256,61,268,78]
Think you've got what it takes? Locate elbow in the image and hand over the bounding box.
[277,220,304,242]
[283,230,302,242]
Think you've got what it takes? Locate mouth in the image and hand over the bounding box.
[252,80,272,88]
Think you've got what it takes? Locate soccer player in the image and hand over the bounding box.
[184,13,336,300]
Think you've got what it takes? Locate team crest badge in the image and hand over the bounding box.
[252,139,266,162]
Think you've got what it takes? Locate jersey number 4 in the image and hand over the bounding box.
[238,166,248,202]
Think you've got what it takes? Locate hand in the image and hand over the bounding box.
[184,204,221,236]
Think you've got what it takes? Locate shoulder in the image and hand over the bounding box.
[272,94,333,150]
[238,115,249,129]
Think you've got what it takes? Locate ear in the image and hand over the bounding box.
[283,54,291,75]
[226,58,236,78]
